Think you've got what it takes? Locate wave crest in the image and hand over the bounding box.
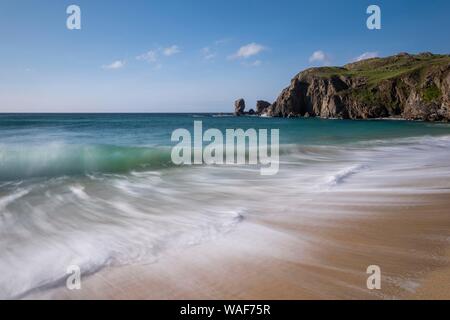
[0,144,174,181]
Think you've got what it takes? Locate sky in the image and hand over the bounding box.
[0,0,449,113]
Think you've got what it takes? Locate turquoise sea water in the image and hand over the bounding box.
[1,113,450,180]
[1,113,450,298]
[2,113,450,146]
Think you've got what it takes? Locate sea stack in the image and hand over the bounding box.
[256,100,271,114]
[234,98,246,116]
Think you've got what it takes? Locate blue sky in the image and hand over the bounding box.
[0,0,449,112]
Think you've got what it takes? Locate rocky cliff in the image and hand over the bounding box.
[266,52,450,121]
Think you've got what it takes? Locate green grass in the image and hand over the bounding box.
[351,88,380,105]
[307,67,351,78]
[309,54,450,88]
[422,84,442,102]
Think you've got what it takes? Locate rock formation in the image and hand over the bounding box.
[256,100,271,114]
[234,99,246,116]
[265,53,450,121]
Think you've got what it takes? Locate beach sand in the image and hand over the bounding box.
[27,189,450,300]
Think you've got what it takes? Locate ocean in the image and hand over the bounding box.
[1,113,450,298]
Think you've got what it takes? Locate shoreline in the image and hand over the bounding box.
[237,114,449,123]
[27,191,450,300]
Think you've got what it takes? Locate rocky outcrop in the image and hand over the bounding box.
[234,99,246,116]
[256,100,271,114]
[266,53,450,121]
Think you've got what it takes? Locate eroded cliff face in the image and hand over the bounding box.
[266,53,450,121]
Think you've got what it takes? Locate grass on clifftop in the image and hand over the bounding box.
[311,53,450,87]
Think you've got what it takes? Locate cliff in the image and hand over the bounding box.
[266,52,450,121]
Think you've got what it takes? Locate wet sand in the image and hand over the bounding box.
[27,191,450,300]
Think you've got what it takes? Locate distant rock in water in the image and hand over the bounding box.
[234,99,246,116]
[256,100,271,114]
[248,109,255,115]
[264,52,450,121]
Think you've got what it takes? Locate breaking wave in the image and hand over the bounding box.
[0,144,174,181]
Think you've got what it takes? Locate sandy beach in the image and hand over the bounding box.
[27,188,450,300]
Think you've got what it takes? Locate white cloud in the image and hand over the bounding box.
[200,38,233,61]
[309,50,331,65]
[354,51,379,62]
[102,60,125,70]
[243,60,262,67]
[229,43,266,60]
[136,45,180,66]
[163,45,180,56]
[136,50,158,63]
[201,47,216,60]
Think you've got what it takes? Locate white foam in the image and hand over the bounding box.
[69,185,90,200]
[0,188,30,211]
[325,164,368,187]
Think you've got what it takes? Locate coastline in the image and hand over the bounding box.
[27,187,450,299]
